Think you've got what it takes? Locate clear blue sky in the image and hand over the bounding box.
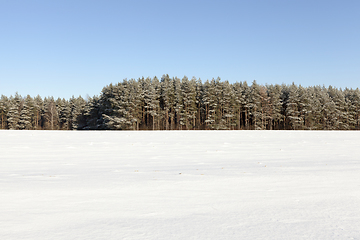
[1,0,359,99]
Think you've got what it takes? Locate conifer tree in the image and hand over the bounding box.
[33,95,43,130]
[103,81,133,130]
[267,84,283,130]
[7,93,22,130]
[172,77,184,130]
[84,96,101,129]
[43,97,59,130]
[160,74,174,130]
[0,95,9,129]
[286,83,302,130]
[328,86,349,130]
[233,82,245,129]
[125,79,142,130]
[180,76,197,130]
[1,75,360,131]
[70,96,86,130]
[220,80,236,129]
[195,78,204,129]
[19,95,34,130]
[203,79,217,129]
[57,98,71,130]
[242,81,252,130]
[249,80,263,130]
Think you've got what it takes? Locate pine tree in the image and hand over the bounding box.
[108,81,133,130]
[267,84,283,130]
[180,76,197,130]
[127,79,143,130]
[19,95,34,130]
[57,98,71,130]
[328,86,349,130]
[172,77,184,130]
[248,81,263,130]
[7,93,22,130]
[43,97,59,130]
[32,95,43,129]
[1,75,360,131]
[100,83,130,130]
[344,88,360,129]
[160,74,174,130]
[72,96,87,130]
[83,96,101,129]
[233,82,245,130]
[195,78,204,129]
[139,77,160,130]
[317,86,336,130]
[0,95,9,129]
[285,83,303,130]
[220,80,236,129]
[242,81,252,130]
[203,79,217,129]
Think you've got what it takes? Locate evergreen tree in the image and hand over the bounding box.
[102,81,133,130]
[160,74,174,130]
[70,96,86,130]
[1,75,360,131]
[127,79,143,130]
[43,97,59,130]
[195,78,204,129]
[285,83,302,130]
[248,81,263,130]
[203,79,217,129]
[33,95,44,130]
[0,95,9,129]
[57,98,71,130]
[221,80,236,129]
[7,93,22,130]
[19,95,34,130]
[84,96,102,129]
[180,76,197,130]
[242,81,252,130]
[328,86,349,130]
[139,77,160,130]
[233,82,245,130]
[172,77,184,130]
[267,84,283,130]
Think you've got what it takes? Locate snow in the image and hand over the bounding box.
[1,130,360,239]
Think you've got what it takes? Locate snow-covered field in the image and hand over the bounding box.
[1,130,360,240]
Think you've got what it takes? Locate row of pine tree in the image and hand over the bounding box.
[1,75,360,130]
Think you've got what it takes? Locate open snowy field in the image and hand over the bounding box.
[1,130,360,240]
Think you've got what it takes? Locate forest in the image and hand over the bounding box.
[1,75,360,130]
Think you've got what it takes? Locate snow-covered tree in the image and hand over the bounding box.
[7,93,22,130]
[70,96,86,130]
[203,79,217,129]
[267,84,283,130]
[160,74,174,130]
[285,83,303,130]
[43,97,59,130]
[0,95,9,129]
[32,95,43,130]
[19,95,34,130]
[180,76,197,130]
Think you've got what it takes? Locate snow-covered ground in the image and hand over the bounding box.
[1,130,360,240]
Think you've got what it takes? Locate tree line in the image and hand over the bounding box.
[1,75,360,130]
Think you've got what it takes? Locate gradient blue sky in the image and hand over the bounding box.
[1,0,359,99]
